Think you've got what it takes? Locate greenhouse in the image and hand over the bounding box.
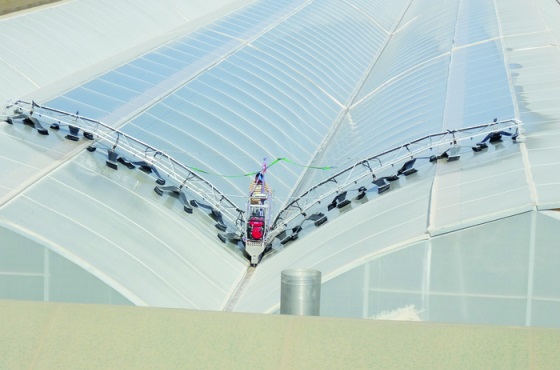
[1,0,560,328]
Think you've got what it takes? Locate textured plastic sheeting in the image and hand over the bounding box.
[357,0,457,100]
[40,0,311,214]
[496,0,560,210]
[234,167,434,313]
[1,0,559,317]
[300,0,548,237]
[0,0,251,104]
[425,0,560,233]
[0,0,254,203]
[443,40,515,129]
[321,240,429,319]
[0,59,37,98]
[235,0,560,317]
[302,0,515,189]
[249,0,388,106]
[45,0,393,213]
[538,0,560,42]
[532,210,560,328]
[452,0,500,47]
[301,55,449,194]
[0,120,82,204]
[297,0,456,191]
[311,55,448,184]
[45,27,247,125]
[0,151,248,309]
[0,225,132,305]
[349,0,410,33]
[428,143,533,235]
[428,213,532,327]
[312,211,560,328]
[297,0,539,200]
[44,0,300,125]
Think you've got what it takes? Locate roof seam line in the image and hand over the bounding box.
[282,0,415,209]
[351,52,450,109]
[349,0,415,109]
[428,0,465,231]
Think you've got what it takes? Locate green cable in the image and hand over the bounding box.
[271,157,334,171]
[186,157,334,178]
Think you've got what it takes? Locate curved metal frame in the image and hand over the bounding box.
[8,100,246,235]
[270,118,523,232]
[6,101,523,247]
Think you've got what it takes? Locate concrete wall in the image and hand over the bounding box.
[1,299,559,369]
[0,0,61,15]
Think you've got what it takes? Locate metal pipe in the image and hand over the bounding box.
[280,269,321,316]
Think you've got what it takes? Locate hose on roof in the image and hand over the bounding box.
[187,157,335,178]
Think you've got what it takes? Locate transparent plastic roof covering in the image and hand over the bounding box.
[44,0,401,213]
[0,145,248,309]
[235,0,560,314]
[1,0,560,317]
[300,0,518,188]
[0,0,254,104]
[312,211,560,328]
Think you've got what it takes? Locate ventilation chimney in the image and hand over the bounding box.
[280,269,321,316]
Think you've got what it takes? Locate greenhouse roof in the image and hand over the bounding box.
[1,0,560,317]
